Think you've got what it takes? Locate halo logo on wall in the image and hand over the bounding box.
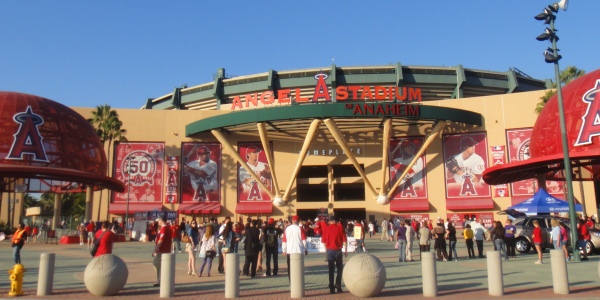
[6,106,49,162]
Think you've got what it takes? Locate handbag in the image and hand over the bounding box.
[181,235,191,243]
[90,230,107,257]
[394,241,399,250]
[206,249,216,259]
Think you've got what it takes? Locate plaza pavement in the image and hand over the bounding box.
[0,234,599,299]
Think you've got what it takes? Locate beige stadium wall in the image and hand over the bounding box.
[69,89,597,224]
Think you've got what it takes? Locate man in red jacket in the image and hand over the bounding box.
[321,216,347,294]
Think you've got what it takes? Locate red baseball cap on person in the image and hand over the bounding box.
[292,216,299,222]
[268,218,275,225]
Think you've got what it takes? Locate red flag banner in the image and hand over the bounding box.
[112,142,165,203]
[181,143,221,203]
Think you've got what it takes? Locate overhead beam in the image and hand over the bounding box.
[282,119,322,201]
[379,119,393,196]
[257,123,281,197]
[324,118,378,197]
[211,130,275,199]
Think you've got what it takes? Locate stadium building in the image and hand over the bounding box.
[64,63,598,230]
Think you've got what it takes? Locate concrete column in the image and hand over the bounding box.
[160,253,175,298]
[225,253,240,298]
[486,251,504,296]
[52,194,62,230]
[421,252,437,297]
[550,249,569,294]
[37,253,55,296]
[85,186,94,222]
[290,253,305,299]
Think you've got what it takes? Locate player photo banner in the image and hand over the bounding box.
[442,132,491,199]
[165,156,179,204]
[112,142,165,203]
[181,143,221,203]
[388,136,428,200]
[238,142,273,202]
[490,146,508,197]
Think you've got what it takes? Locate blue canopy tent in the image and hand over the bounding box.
[508,189,583,215]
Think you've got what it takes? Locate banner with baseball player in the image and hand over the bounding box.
[442,132,491,199]
[181,143,221,203]
[237,142,273,202]
[165,156,179,204]
[112,142,165,203]
[388,136,428,199]
[506,128,564,203]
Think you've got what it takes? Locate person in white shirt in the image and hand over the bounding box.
[282,215,307,280]
[471,220,487,258]
[405,219,415,261]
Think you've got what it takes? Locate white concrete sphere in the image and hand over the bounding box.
[273,197,285,207]
[376,194,390,205]
[84,254,128,296]
[343,253,386,297]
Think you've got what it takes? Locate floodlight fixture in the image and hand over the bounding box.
[544,50,562,63]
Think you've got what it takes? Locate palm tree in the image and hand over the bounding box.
[88,105,127,220]
[23,193,39,209]
[536,66,585,113]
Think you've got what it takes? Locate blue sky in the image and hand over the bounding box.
[1,1,597,109]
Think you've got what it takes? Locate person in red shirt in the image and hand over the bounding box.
[152,215,172,287]
[171,222,181,253]
[32,226,39,243]
[577,219,590,261]
[321,216,347,294]
[86,221,96,249]
[532,220,543,264]
[94,221,118,257]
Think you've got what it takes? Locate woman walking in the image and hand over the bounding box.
[186,221,199,275]
[198,224,217,277]
[491,221,508,261]
[532,220,544,264]
[221,221,234,272]
[447,222,458,261]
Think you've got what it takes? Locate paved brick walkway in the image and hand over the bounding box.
[1,235,599,299]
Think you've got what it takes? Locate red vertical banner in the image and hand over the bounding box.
[507,128,565,202]
[490,145,508,197]
[180,143,221,203]
[507,128,536,200]
[238,142,273,202]
[442,132,491,199]
[112,142,164,203]
[388,136,428,200]
[165,156,179,204]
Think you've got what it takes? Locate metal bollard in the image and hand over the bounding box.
[486,251,504,296]
[160,253,175,298]
[225,253,240,299]
[290,253,305,299]
[37,253,55,296]
[550,249,569,294]
[421,252,437,297]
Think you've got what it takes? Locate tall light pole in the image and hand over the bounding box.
[534,0,579,261]
[125,157,132,239]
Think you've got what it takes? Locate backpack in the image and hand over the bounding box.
[266,229,277,247]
